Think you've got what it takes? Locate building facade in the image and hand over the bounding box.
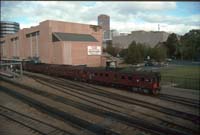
[0,20,103,67]
[0,21,20,38]
[112,30,170,48]
[98,14,110,40]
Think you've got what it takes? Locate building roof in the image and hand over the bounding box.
[52,32,98,42]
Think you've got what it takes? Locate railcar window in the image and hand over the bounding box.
[121,76,125,79]
[149,79,152,83]
[128,76,132,80]
[145,79,150,82]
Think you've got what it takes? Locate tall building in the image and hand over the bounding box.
[0,21,20,38]
[0,20,103,67]
[98,14,110,40]
[110,29,119,39]
[98,14,110,30]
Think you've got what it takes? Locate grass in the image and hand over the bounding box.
[160,65,200,90]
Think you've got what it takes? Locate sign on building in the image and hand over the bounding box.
[87,46,101,55]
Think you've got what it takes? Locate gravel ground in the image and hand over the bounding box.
[0,89,86,135]
[0,115,39,135]
[0,80,146,135]
[0,73,199,135]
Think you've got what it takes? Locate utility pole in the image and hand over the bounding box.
[158,24,160,31]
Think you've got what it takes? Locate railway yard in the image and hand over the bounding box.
[0,71,199,135]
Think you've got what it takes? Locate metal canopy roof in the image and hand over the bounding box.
[52,32,98,42]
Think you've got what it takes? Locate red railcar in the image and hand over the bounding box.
[23,63,161,95]
[80,68,161,95]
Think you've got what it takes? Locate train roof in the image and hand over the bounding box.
[84,67,160,76]
[27,63,160,77]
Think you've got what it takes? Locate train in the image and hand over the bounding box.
[22,62,161,95]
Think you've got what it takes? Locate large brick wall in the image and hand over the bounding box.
[1,20,103,67]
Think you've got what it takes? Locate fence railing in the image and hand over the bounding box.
[161,76,200,90]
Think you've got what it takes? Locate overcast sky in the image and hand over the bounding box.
[1,1,200,35]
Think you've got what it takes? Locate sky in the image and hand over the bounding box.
[1,1,200,35]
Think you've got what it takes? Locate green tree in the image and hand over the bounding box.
[125,41,143,64]
[151,47,167,62]
[105,40,121,57]
[106,44,116,56]
[165,33,179,58]
[121,41,167,64]
[180,29,200,60]
[119,48,128,58]
[137,43,147,59]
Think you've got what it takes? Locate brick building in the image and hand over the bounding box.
[0,20,103,67]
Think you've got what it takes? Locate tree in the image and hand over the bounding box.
[106,44,116,56]
[137,43,147,59]
[118,41,167,64]
[180,29,200,60]
[125,41,143,64]
[165,33,179,58]
[151,47,167,62]
[119,48,128,58]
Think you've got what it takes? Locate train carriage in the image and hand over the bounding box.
[22,62,161,95]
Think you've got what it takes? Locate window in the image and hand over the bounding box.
[145,79,151,82]
[0,40,5,45]
[26,34,30,38]
[121,76,125,79]
[52,34,60,42]
[128,76,132,80]
[11,37,18,41]
[26,31,40,38]
[105,73,109,77]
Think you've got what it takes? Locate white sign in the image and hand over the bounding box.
[87,46,101,55]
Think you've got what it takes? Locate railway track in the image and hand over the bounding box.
[33,78,198,135]
[73,78,200,108]
[0,105,74,135]
[62,77,200,108]
[0,115,40,135]
[25,73,200,125]
[0,84,120,135]
[159,94,200,108]
[1,75,199,135]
